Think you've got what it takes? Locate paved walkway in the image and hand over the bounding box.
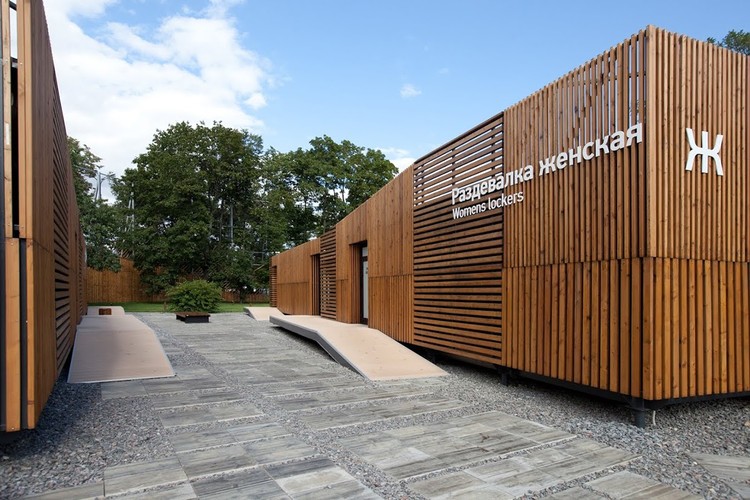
[30,314,700,499]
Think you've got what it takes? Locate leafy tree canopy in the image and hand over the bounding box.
[68,137,121,271]
[113,121,266,296]
[708,29,750,55]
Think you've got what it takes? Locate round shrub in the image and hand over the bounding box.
[167,280,222,313]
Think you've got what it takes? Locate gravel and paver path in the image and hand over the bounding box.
[1,313,748,499]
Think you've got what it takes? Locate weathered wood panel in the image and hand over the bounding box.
[412,114,504,364]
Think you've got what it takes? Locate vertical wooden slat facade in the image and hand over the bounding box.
[501,27,749,401]
[1,0,86,432]
[271,26,749,408]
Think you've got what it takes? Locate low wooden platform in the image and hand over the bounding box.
[176,312,210,323]
[269,315,447,381]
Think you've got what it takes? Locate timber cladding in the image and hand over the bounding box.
[2,0,86,432]
[502,26,749,400]
[412,113,504,364]
[271,25,749,405]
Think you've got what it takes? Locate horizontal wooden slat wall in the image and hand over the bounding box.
[319,229,336,319]
[272,239,319,315]
[2,0,87,432]
[367,167,414,343]
[412,114,504,364]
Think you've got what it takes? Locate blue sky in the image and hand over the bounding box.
[45,0,748,197]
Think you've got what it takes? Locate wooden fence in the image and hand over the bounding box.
[271,26,750,408]
[1,0,87,432]
[86,257,269,304]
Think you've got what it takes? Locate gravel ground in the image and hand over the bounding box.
[1,313,748,499]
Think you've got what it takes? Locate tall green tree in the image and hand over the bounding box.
[68,137,121,271]
[708,29,750,55]
[299,135,397,233]
[113,122,266,296]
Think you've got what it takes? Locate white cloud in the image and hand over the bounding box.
[44,1,272,200]
[380,147,415,172]
[400,83,421,99]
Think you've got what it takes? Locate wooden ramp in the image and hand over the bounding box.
[270,315,447,381]
[68,312,175,384]
[244,306,283,321]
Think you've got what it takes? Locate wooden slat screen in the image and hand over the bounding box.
[503,31,647,267]
[412,113,504,364]
[2,0,87,431]
[269,264,277,307]
[319,228,336,319]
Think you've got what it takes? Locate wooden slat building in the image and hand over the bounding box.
[271,26,749,423]
[1,0,86,432]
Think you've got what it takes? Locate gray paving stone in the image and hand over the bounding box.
[690,453,750,481]
[256,377,367,396]
[159,402,263,428]
[274,386,426,411]
[25,481,105,499]
[241,435,318,465]
[100,380,147,400]
[191,468,287,499]
[117,482,197,499]
[168,428,236,452]
[225,419,292,442]
[267,459,364,497]
[293,480,381,500]
[298,397,465,430]
[586,471,701,499]
[141,376,225,395]
[546,486,605,499]
[151,388,244,409]
[410,472,516,500]
[103,456,187,496]
[177,444,257,479]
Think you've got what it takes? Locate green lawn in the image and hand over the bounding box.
[89,302,268,313]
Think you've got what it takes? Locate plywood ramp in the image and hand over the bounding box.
[68,313,174,384]
[270,316,447,381]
